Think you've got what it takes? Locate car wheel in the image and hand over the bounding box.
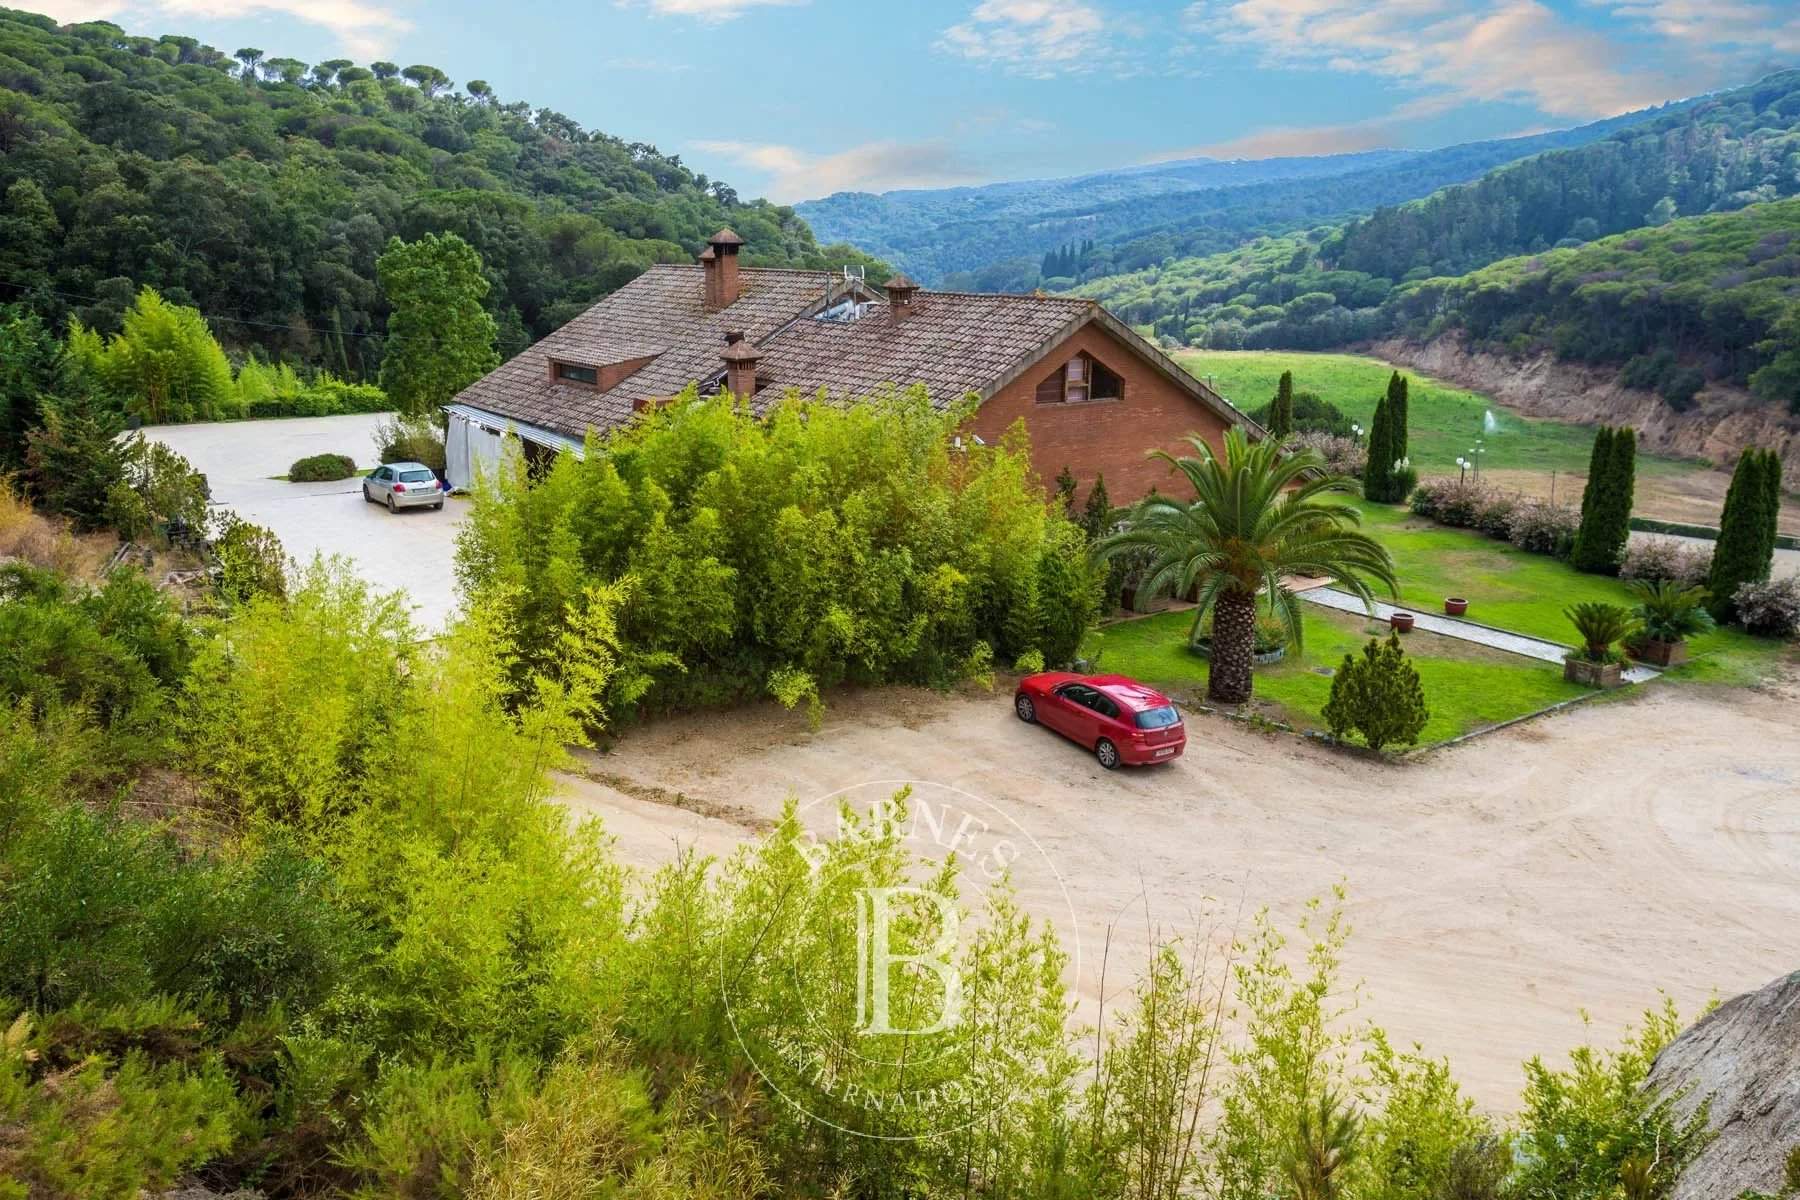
[386,494,396,513]
[1015,694,1036,723]
[361,484,371,503]
[1095,738,1121,770]
[433,501,444,511]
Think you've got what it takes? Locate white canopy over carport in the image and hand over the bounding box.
[442,403,585,492]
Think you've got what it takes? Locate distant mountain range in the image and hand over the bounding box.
[795,105,1682,289]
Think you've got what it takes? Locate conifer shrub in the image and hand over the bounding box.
[1571,426,1636,574]
[1321,633,1428,751]
[1708,448,1780,620]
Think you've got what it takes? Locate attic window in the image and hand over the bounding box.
[553,361,598,385]
[1035,352,1123,404]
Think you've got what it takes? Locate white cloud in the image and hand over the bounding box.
[693,138,988,201]
[11,0,412,59]
[621,0,807,20]
[1600,0,1800,60]
[1155,120,1403,161]
[937,0,1116,77]
[1183,0,1676,118]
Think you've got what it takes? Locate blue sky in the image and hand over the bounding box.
[19,0,1799,202]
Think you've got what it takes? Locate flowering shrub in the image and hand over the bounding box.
[1436,483,1491,528]
[1619,536,1713,588]
[1408,476,1461,520]
[1732,576,1800,638]
[1293,431,1366,477]
[1473,493,1519,538]
[1507,501,1580,556]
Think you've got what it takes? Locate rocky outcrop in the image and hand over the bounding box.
[1368,336,1800,490]
[1647,969,1800,1200]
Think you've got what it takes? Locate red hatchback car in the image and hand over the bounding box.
[1013,673,1186,769]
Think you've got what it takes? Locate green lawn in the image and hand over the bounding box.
[1347,499,1779,675]
[1174,349,1694,485]
[1085,604,1590,747]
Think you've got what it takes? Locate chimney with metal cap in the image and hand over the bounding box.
[720,330,760,399]
[703,227,745,309]
[885,272,920,319]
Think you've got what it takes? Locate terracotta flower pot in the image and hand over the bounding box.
[1444,597,1469,617]
[1389,612,1415,633]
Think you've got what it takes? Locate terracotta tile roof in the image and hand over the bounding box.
[452,264,1246,439]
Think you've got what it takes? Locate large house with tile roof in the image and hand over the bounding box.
[445,229,1258,498]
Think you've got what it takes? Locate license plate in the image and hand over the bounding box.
[1154,748,1174,758]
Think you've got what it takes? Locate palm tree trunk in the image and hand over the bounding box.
[1208,589,1256,704]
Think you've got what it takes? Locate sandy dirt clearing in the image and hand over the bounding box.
[559,666,1800,1113]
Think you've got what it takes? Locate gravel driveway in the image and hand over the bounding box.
[140,413,464,631]
[560,667,1800,1112]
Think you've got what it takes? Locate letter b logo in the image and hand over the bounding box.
[854,887,961,1036]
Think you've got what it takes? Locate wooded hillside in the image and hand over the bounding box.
[0,7,883,376]
[1080,69,1800,374]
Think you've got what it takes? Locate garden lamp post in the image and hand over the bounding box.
[1456,456,1468,485]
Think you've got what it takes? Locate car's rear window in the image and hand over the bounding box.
[399,470,436,483]
[1134,705,1180,730]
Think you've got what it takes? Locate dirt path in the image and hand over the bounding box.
[558,668,1800,1113]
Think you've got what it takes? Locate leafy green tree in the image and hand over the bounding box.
[0,180,60,294]
[233,46,262,82]
[1054,464,1078,512]
[401,64,450,97]
[95,291,237,424]
[1096,429,1397,704]
[370,59,399,80]
[1708,447,1779,619]
[1268,370,1295,439]
[1322,633,1428,751]
[376,233,499,416]
[1572,426,1634,573]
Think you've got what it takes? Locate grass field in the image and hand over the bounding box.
[1174,349,1694,486]
[1348,498,1787,680]
[1086,604,1590,746]
[1084,496,1794,746]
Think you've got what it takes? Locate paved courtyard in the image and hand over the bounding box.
[140,413,465,632]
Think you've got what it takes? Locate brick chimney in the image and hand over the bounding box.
[720,330,760,399]
[885,272,920,319]
[703,227,745,309]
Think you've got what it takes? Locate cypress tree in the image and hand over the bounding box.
[1575,426,1613,528]
[1708,447,1774,619]
[1756,450,1783,572]
[1572,425,1634,573]
[1387,372,1410,460]
[1269,370,1294,440]
[1080,473,1112,543]
[1363,397,1393,502]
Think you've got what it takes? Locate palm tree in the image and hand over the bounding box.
[1095,429,1397,704]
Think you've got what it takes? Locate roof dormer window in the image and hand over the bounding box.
[553,361,599,385]
[1035,352,1123,404]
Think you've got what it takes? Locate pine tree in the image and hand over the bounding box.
[1322,633,1428,751]
[1269,370,1295,440]
[1708,448,1778,619]
[1054,464,1078,513]
[1387,372,1409,460]
[1362,397,1393,502]
[1572,425,1634,573]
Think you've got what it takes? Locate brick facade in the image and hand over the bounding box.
[966,321,1232,503]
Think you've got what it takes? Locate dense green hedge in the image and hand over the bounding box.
[458,387,1102,718]
[287,452,358,482]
